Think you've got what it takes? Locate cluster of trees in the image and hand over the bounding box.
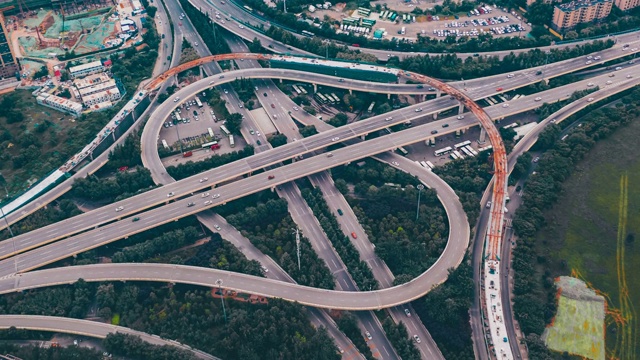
[71,167,155,202]
[225,113,244,135]
[301,187,379,291]
[335,312,375,360]
[104,333,199,360]
[166,145,254,180]
[0,199,81,241]
[104,131,143,172]
[111,226,201,263]
[268,133,288,147]
[299,125,318,137]
[0,340,106,359]
[328,113,348,127]
[179,0,231,55]
[184,232,263,276]
[412,263,475,359]
[511,88,640,340]
[381,318,420,360]
[351,184,448,280]
[205,88,231,119]
[394,40,613,80]
[231,79,256,108]
[225,197,335,289]
[433,151,493,227]
[331,159,419,191]
[566,7,640,40]
[0,281,341,359]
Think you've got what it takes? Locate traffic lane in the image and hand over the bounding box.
[0,117,474,274]
[357,311,398,360]
[0,315,218,360]
[1,119,474,307]
[7,65,613,261]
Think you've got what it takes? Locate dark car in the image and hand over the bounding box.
[268,175,275,180]
[132,217,140,222]
[263,92,268,97]
[516,185,522,192]
[431,130,438,134]
[337,209,344,216]
[271,104,275,108]
[442,124,449,128]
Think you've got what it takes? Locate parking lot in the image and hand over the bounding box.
[159,94,245,156]
[329,6,529,41]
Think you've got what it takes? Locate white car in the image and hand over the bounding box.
[224,89,229,94]
[239,24,245,29]
[204,200,212,205]
[587,97,595,102]
[385,117,393,121]
[585,61,592,65]
[331,137,340,141]
[200,177,208,183]
[115,206,124,212]
[404,309,411,317]
[214,224,221,230]
[627,75,633,78]
[194,42,199,46]
[167,192,175,197]
[456,115,465,119]
[201,192,210,197]
[587,82,595,87]
[533,157,540,163]
[507,74,514,78]
[293,106,299,111]
[392,161,399,166]
[365,331,372,340]
[212,194,220,199]
[615,66,623,70]
[502,103,509,108]
[413,335,421,343]
[534,97,542,101]
[415,107,423,112]
[594,56,601,60]
[606,80,613,85]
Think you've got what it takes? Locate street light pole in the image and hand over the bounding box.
[215,279,227,324]
[416,184,425,221]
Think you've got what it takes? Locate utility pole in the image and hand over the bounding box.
[416,184,424,221]
[215,279,227,324]
[293,228,301,270]
[283,0,287,13]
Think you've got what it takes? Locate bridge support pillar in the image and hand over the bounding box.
[112,131,117,141]
[543,78,549,85]
[387,93,391,99]
[458,103,465,114]
[478,128,487,144]
[432,113,438,120]
[361,134,366,140]
[89,151,94,161]
[313,83,317,92]
[349,88,353,95]
[279,78,283,84]
[436,90,441,98]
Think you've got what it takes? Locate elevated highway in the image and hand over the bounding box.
[0,315,218,359]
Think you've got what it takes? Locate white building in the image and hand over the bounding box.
[78,79,119,100]
[69,60,105,78]
[82,88,122,107]
[36,93,83,116]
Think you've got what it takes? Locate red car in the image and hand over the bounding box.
[268,175,275,180]
[351,232,357,239]
[496,87,503,91]
[271,104,275,108]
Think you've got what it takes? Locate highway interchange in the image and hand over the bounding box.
[1,2,640,359]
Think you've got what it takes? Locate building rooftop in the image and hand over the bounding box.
[78,79,117,97]
[69,60,104,74]
[556,0,611,11]
[37,93,83,111]
[82,88,121,103]
[74,73,112,90]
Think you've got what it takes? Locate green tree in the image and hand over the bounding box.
[303,106,317,115]
[225,113,243,135]
[268,133,288,147]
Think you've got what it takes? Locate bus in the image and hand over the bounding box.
[478,145,493,152]
[175,112,182,122]
[450,152,459,160]
[243,5,253,12]
[367,102,375,113]
[220,125,231,136]
[453,150,464,159]
[454,140,471,149]
[301,30,315,37]
[503,123,518,129]
[300,86,308,94]
[292,85,302,94]
[315,93,328,104]
[420,161,429,169]
[465,146,478,156]
[229,135,235,148]
[434,146,453,156]
[380,10,388,19]
[161,139,169,149]
[396,147,409,156]
[426,161,435,169]
[331,93,340,103]
[202,141,218,148]
[195,96,203,107]
[325,93,335,104]
[207,127,214,137]
[461,147,474,157]
[357,7,371,16]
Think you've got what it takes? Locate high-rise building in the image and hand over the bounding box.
[552,0,613,30]
[614,0,640,11]
[0,12,19,80]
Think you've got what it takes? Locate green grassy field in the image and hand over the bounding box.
[536,114,640,358]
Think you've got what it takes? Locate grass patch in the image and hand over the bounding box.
[111,313,120,325]
[535,110,640,357]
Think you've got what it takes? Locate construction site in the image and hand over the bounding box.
[3,0,136,60]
